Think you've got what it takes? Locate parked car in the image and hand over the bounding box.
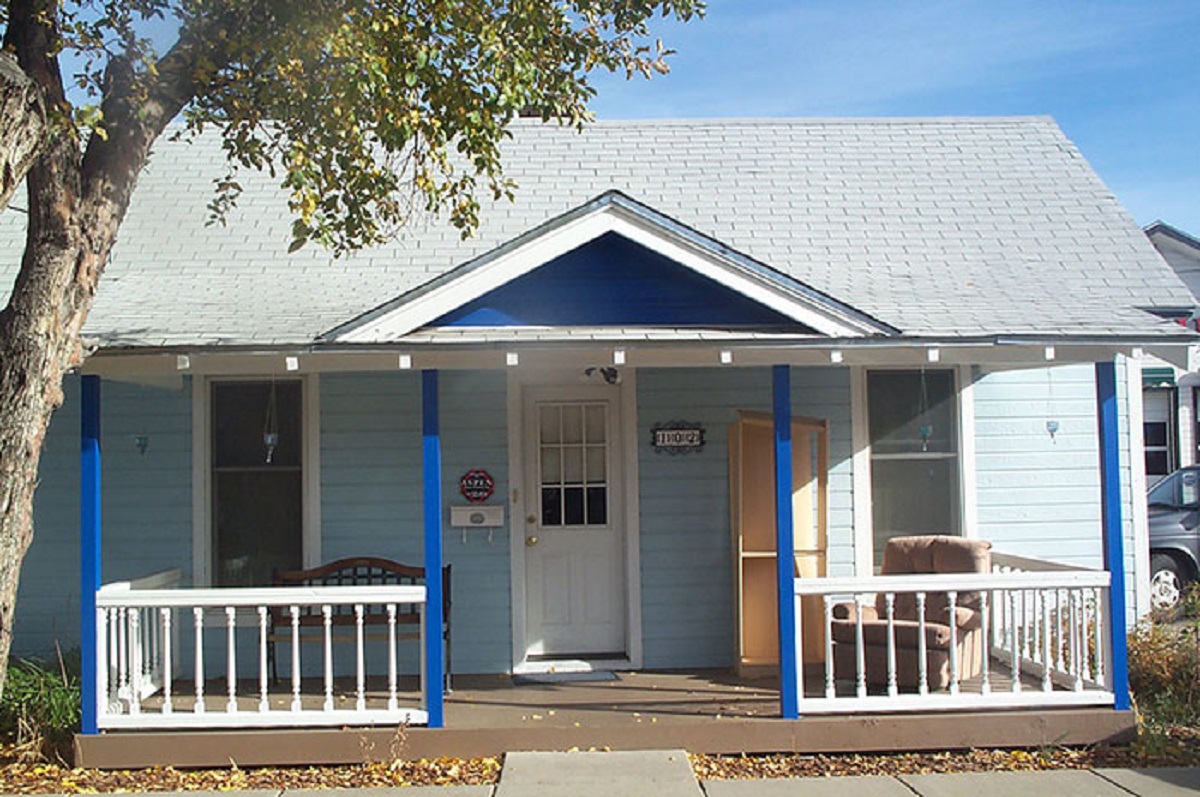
[1147,465,1200,610]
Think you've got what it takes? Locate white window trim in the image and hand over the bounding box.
[850,365,977,575]
[191,374,321,587]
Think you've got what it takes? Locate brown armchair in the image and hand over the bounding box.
[831,535,992,691]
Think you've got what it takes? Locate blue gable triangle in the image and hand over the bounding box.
[430,232,812,330]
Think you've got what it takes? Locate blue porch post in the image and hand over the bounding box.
[80,375,102,735]
[1095,361,1131,711]
[421,370,445,727]
[773,365,800,718]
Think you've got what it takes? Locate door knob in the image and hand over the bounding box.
[525,536,539,547]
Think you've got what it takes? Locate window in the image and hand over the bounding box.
[867,370,959,568]
[538,402,608,527]
[1148,467,1199,509]
[1142,388,1175,478]
[211,380,304,586]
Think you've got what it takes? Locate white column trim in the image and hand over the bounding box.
[620,368,644,669]
[303,375,322,568]
[1124,355,1151,618]
[957,366,979,540]
[850,366,872,575]
[191,376,209,587]
[506,370,527,672]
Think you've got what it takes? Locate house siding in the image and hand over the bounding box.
[973,362,1139,621]
[635,366,854,669]
[320,371,512,675]
[16,376,193,658]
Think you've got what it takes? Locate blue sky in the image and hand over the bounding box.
[588,0,1200,234]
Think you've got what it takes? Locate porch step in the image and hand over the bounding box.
[496,750,702,797]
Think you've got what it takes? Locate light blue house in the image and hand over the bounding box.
[1,117,1194,763]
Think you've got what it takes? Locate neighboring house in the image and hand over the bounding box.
[0,117,1194,765]
[1142,221,1200,480]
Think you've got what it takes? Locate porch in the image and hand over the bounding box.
[76,543,1134,768]
[74,668,1135,768]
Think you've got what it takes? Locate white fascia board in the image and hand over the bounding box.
[334,202,873,343]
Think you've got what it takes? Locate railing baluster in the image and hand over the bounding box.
[225,607,238,713]
[853,593,867,698]
[145,608,158,690]
[117,607,129,705]
[1092,587,1105,686]
[128,608,142,714]
[1040,589,1053,692]
[258,607,269,712]
[387,604,399,711]
[108,609,120,706]
[193,607,205,714]
[161,608,173,715]
[290,606,302,712]
[322,605,334,712]
[355,604,366,712]
[885,593,897,697]
[1070,590,1082,691]
[979,590,991,695]
[947,591,959,696]
[823,596,835,699]
[97,607,110,719]
[917,592,928,696]
[1009,588,1021,692]
[1054,589,1066,673]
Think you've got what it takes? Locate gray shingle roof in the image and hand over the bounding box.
[0,117,1191,349]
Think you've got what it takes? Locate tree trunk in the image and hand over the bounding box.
[0,51,45,212]
[0,2,204,701]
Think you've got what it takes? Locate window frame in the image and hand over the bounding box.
[192,374,321,587]
[851,365,976,574]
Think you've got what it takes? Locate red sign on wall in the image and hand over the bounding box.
[459,469,495,503]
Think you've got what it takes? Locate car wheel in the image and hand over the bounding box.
[1150,553,1185,611]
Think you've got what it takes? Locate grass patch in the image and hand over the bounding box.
[0,647,81,763]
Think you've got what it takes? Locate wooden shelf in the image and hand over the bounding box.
[730,412,828,675]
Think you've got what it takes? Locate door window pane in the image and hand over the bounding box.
[537,401,609,527]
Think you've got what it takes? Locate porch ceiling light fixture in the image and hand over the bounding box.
[719,350,733,365]
[175,354,190,371]
[506,352,519,367]
[1044,346,1056,361]
[285,356,300,371]
[613,349,626,366]
[398,354,413,370]
[830,350,844,364]
[926,347,941,363]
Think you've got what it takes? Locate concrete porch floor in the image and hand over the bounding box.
[76,669,1136,769]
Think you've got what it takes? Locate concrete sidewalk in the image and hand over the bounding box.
[14,752,1200,796]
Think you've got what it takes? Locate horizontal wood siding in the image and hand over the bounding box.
[17,376,192,658]
[636,366,853,669]
[320,372,511,674]
[973,362,1138,621]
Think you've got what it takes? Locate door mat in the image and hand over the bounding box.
[513,671,620,685]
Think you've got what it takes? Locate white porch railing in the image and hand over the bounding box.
[793,553,1115,713]
[95,572,429,729]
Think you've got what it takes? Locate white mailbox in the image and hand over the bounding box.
[450,505,505,528]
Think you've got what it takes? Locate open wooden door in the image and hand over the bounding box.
[729,412,828,676]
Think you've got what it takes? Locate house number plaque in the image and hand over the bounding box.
[651,422,706,454]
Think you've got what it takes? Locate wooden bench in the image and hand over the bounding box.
[267,557,451,691]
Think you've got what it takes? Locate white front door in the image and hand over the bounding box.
[523,388,626,658]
